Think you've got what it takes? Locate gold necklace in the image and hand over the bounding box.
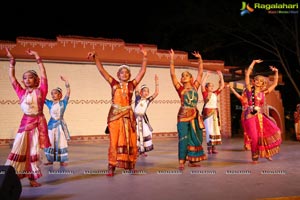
[120,82,128,97]
[140,98,146,107]
[185,90,195,105]
[25,91,33,105]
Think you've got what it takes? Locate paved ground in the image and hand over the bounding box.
[1,137,300,200]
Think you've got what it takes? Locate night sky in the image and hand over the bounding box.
[1,0,299,113]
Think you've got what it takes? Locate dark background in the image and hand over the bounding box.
[1,0,299,122]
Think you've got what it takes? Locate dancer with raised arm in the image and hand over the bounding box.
[243,59,282,163]
[44,75,71,166]
[201,71,225,154]
[169,49,207,171]
[87,45,147,176]
[228,84,251,150]
[4,48,50,187]
[134,75,159,157]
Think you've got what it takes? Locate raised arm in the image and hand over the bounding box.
[135,84,140,97]
[152,74,159,99]
[245,59,263,90]
[264,66,278,94]
[87,51,111,82]
[134,45,147,84]
[26,49,47,79]
[60,75,70,97]
[169,49,179,87]
[5,47,16,84]
[191,51,203,83]
[217,70,225,91]
[228,84,242,100]
[201,71,210,92]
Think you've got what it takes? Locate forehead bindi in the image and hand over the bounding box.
[182,72,191,77]
[23,73,35,79]
[119,68,130,74]
[51,90,59,94]
[257,78,264,82]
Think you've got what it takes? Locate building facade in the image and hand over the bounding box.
[0,36,285,145]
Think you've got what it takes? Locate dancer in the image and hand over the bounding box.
[228,84,251,150]
[201,71,225,154]
[44,76,71,166]
[4,47,50,187]
[87,45,147,176]
[169,49,207,170]
[244,59,281,163]
[294,104,300,141]
[134,75,159,157]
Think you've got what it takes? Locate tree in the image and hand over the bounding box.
[146,1,300,106]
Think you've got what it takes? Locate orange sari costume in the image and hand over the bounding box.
[107,78,138,170]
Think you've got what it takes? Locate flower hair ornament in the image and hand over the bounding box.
[118,64,130,71]
[22,70,40,87]
[117,64,132,81]
[55,87,62,94]
[24,70,38,77]
[140,84,148,91]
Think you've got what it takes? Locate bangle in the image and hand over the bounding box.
[143,57,147,61]
[9,58,16,66]
[65,83,70,88]
[36,58,42,64]
[170,60,174,65]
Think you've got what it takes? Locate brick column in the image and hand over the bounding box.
[219,87,232,138]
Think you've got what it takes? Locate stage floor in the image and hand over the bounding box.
[1,137,300,200]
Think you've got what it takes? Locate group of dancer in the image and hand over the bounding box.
[3,45,282,187]
[4,48,71,187]
[88,47,281,173]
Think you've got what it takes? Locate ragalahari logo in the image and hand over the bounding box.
[240,2,255,16]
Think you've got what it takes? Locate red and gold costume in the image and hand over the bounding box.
[107,78,138,170]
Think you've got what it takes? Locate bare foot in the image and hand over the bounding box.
[142,153,148,157]
[178,163,185,171]
[252,161,258,164]
[266,157,273,161]
[44,162,53,166]
[244,145,251,151]
[188,163,201,167]
[106,172,114,177]
[60,162,68,166]
[106,165,115,177]
[30,180,42,187]
[207,149,212,154]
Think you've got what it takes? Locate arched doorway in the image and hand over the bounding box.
[267,106,282,131]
